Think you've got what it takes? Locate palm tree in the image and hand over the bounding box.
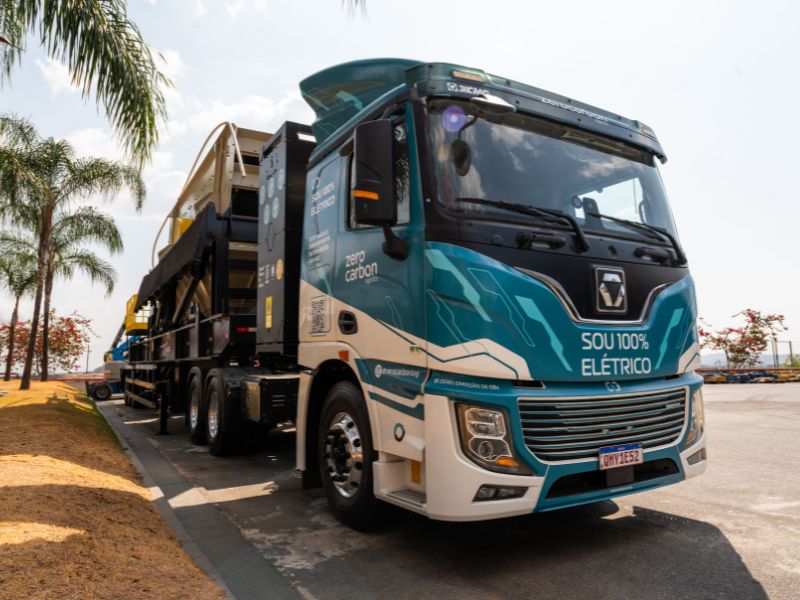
[0,0,168,164]
[0,238,36,380]
[40,206,121,380]
[0,115,144,390]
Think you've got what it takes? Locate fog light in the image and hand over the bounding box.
[473,485,527,502]
[687,447,707,465]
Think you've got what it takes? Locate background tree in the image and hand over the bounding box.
[0,239,36,379]
[40,207,120,379]
[0,311,93,375]
[700,309,788,368]
[0,0,168,163]
[0,115,143,389]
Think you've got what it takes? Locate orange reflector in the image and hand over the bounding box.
[338,350,350,362]
[410,460,421,484]
[353,189,379,201]
[451,69,486,83]
[495,457,520,468]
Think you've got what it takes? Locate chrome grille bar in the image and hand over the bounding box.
[518,388,687,462]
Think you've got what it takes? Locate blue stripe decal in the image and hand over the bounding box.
[369,391,425,420]
[515,295,572,372]
[656,308,685,369]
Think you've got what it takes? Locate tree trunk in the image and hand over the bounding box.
[20,201,53,391]
[40,267,54,382]
[3,295,20,381]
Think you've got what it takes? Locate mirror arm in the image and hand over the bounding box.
[381,223,409,261]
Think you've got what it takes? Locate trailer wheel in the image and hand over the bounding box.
[318,381,380,530]
[187,375,206,444]
[91,383,113,401]
[205,375,240,456]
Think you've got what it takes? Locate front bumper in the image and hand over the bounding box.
[397,372,706,521]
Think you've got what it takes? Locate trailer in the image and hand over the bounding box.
[123,59,707,529]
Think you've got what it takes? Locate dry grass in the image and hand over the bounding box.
[0,380,225,600]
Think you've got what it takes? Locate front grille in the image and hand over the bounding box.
[518,388,687,462]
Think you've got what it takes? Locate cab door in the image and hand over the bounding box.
[331,116,426,373]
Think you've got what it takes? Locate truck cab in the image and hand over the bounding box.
[283,59,706,526]
[127,58,706,530]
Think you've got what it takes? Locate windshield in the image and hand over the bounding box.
[426,99,678,240]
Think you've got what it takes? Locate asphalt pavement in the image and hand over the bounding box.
[98,383,800,600]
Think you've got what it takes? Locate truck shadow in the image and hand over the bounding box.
[109,407,769,600]
[352,501,768,600]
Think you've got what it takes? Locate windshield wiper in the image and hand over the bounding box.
[587,212,687,265]
[456,197,590,252]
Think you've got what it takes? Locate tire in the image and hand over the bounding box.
[92,383,112,401]
[187,375,206,444]
[318,381,381,530]
[205,375,241,456]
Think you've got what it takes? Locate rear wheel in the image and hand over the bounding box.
[205,375,241,456]
[318,381,380,530]
[188,376,206,444]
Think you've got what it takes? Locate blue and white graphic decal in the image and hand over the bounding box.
[424,242,699,382]
[299,155,340,341]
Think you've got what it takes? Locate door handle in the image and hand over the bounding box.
[338,311,358,335]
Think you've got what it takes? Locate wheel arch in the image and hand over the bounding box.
[301,359,360,488]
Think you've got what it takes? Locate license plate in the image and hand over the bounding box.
[598,443,643,471]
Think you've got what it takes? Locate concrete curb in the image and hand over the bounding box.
[97,400,298,600]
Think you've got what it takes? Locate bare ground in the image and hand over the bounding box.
[0,380,225,600]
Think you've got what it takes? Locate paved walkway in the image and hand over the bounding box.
[98,400,298,600]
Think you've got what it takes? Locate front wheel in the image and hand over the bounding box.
[91,383,112,401]
[318,381,381,530]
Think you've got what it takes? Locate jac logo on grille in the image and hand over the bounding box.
[595,267,627,314]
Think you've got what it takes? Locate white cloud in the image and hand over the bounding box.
[156,49,187,81]
[194,0,207,17]
[226,0,267,19]
[226,1,244,18]
[173,90,303,135]
[35,58,77,95]
[66,127,124,160]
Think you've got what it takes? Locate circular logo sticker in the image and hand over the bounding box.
[275,258,284,281]
[393,423,405,442]
[271,196,279,220]
[263,204,270,225]
[277,168,285,190]
[374,364,383,379]
[267,175,275,199]
[259,183,267,206]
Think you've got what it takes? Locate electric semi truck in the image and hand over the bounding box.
[121,58,707,529]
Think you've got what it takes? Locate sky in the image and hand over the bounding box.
[1,0,798,369]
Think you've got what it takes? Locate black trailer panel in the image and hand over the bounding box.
[257,122,316,356]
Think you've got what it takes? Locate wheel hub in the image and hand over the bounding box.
[208,391,219,439]
[324,411,364,498]
[189,390,199,429]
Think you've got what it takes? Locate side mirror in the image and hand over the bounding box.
[352,119,395,226]
[351,119,409,260]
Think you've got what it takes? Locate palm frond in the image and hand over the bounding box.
[60,156,146,209]
[0,229,38,296]
[0,114,38,148]
[55,248,116,295]
[51,205,123,254]
[341,0,368,19]
[1,0,169,164]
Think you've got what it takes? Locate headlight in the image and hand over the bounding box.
[456,404,531,475]
[684,388,705,448]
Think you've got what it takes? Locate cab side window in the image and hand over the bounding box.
[348,121,411,229]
